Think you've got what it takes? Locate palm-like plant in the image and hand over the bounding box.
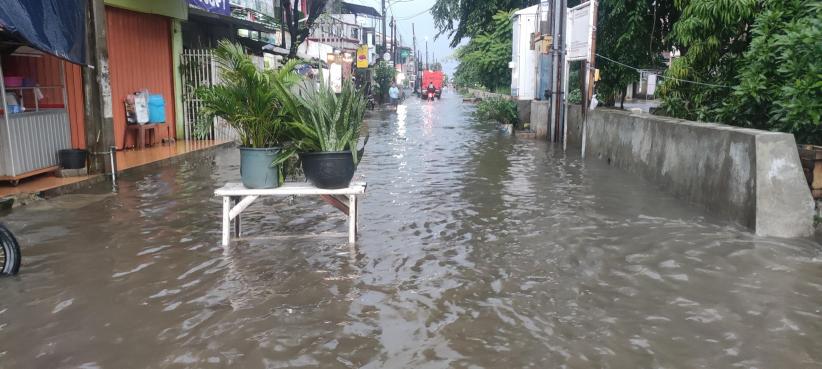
[288,79,367,164]
[197,40,302,148]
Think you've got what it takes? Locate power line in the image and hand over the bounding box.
[595,53,731,89]
[395,6,433,20]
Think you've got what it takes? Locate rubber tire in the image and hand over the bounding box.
[0,225,21,276]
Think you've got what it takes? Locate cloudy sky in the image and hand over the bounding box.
[349,0,460,75]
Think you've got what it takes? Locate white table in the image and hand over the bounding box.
[214,181,367,246]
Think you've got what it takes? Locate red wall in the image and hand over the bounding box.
[105,6,175,149]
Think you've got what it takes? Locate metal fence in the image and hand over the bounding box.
[180,49,239,143]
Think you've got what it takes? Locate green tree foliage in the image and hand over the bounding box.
[596,0,679,107]
[659,0,822,143]
[431,62,443,71]
[658,0,758,121]
[453,10,514,91]
[374,61,397,104]
[432,0,532,47]
[718,1,822,142]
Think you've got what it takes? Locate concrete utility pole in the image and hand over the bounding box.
[425,37,428,70]
[381,0,387,50]
[586,0,598,106]
[83,0,115,174]
[412,23,418,91]
[391,16,396,63]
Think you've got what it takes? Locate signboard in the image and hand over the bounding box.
[565,1,594,61]
[230,0,275,17]
[356,45,369,68]
[330,64,343,93]
[188,0,230,15]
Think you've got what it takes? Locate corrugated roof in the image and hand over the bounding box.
[340,2,381,17]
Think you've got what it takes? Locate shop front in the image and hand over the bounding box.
[103,1,187,149]
[0,1,87,184]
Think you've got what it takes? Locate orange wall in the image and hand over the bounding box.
[105,6,175,149]
[3,55,86,149]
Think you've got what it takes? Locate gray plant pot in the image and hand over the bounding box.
[239,147,281,189]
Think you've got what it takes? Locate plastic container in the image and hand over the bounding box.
[134,91,149,124]
[3,76,23,87]
[58,149,87,169]
[148,94,166,123]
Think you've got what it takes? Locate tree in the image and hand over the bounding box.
[657,0,759,121]
[658,0,822,143]
[281,0,329,59]
[431,62,443,71]
[717,0,822,143]
[432,0,533,47]
[595,0,680,107]
[453,10,513,91]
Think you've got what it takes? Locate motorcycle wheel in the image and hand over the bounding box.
[0,224,21,276]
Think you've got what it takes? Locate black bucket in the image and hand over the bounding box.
[299,151,356,189]
[58,149,87,169]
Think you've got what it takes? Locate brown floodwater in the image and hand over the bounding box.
[1,91,821,368]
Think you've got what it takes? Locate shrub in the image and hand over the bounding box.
[474,97,518,126]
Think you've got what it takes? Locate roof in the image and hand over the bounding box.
[340,2,381,17]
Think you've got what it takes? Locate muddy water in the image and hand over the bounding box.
[1,91,822,368]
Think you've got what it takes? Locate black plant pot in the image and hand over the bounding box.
[299,151,356,189]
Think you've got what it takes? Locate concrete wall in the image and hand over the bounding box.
[531,101,550,139]
[567,106,814,238]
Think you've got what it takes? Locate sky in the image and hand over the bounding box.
[348,0,459,76]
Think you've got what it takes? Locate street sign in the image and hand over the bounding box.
[383,52,391,61]
[566,1,594,61]
[356,45,369,68]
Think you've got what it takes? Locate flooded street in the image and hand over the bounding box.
[2,91,822,368]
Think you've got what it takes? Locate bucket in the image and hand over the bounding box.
[148,94,166,123]
[58,149,87,169]
[239,147,281,189]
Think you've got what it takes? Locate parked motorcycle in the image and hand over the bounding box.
[0,224,21,276]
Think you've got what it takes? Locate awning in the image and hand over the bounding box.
[189,7,278,34]
[0,0,88,65]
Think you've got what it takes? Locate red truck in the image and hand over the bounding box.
[421,70,444,100]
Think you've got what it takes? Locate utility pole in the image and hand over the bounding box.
[381,0,387,51]
[412,23,417,92]
[425,37,428,70]
[391,16,396,65]
[581,0,598,158]
[586,0,598,106]
[83,0,115,174]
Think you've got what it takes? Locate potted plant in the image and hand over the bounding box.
[197,40,301,189]
[287,79,367,189]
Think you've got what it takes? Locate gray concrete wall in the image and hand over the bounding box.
[517,100,531,125]
[531,101,550,139]
[567,106,814,238]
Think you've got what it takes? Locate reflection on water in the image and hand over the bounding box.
[1,91,821,368]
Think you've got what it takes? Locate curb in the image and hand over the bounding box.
[1,141,234,208]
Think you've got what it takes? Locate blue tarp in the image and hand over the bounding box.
[0,0,87,65]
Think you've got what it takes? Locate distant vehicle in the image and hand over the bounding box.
[0,224,20,276]
[421,70,444,100]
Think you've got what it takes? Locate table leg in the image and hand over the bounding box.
[222,196,231,246]
[348,195,357,243]
[232,196,241,237]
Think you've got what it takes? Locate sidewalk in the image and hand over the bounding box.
[0,140,230,204]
